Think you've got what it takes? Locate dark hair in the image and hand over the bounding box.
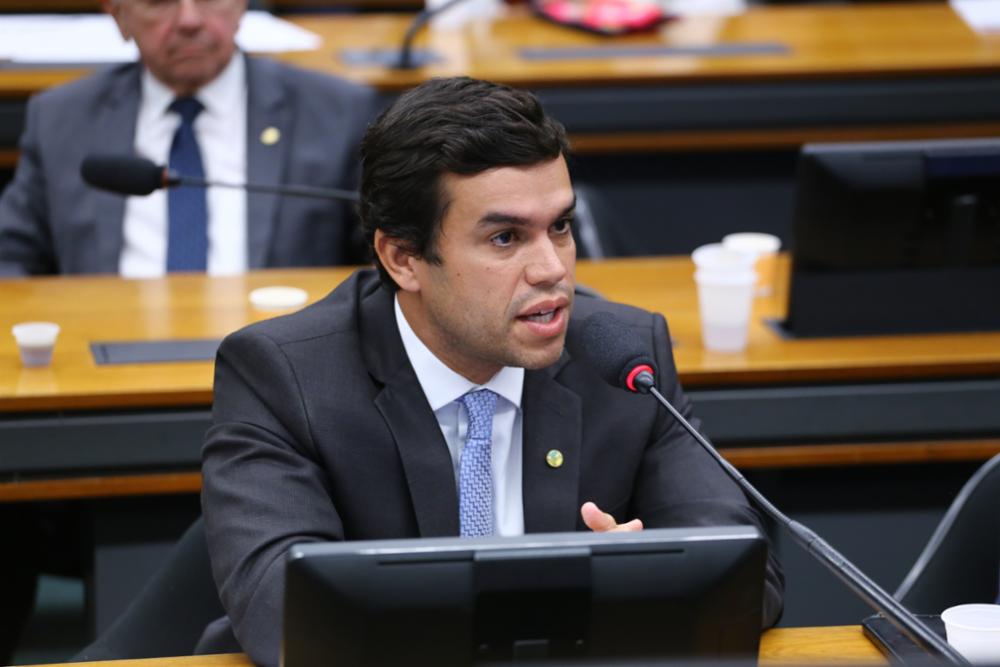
[359,77,570,289]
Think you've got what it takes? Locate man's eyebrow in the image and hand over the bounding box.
[477,198,577,227]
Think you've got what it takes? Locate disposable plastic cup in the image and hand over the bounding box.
[942,604,1000,664]
[694,269,756,352]
[11,321,60,367]
[692,242,757,274]
[722,232,781,297]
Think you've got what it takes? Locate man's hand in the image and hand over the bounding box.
[580,501,643,532]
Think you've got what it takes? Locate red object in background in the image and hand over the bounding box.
[535,0,671,35]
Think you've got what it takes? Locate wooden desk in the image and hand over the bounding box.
[20,626,888,666]
[3,3,1000,254]
[2,3,1000,150]
[4,258,997,630]
[3,3,1000,252]
[3,256,1000,503]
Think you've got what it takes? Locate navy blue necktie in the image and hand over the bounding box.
[166,97,208,272]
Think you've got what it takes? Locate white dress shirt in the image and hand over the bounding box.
[394,296,525,537]
[119,54,248,278]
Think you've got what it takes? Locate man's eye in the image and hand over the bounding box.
[552,217,573,234]
[491,231,515,247]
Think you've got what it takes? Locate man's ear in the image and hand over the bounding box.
[374,230,422,293]
[101,0,131,41]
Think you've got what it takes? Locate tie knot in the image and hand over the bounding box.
[170,97,204,125]
[459,389,498,441]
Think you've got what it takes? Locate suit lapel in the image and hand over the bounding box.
[244,56,291,269]
[521,362,582,534]
[360,281,459,537]
[90,65,140,273]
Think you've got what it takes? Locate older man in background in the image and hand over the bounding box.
[0,0,376,277]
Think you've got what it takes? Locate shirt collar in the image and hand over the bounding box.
[394,295,524,412]
[141,51,245,120]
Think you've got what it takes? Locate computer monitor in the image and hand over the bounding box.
[282,526,767,666]
[784,138,1000,338]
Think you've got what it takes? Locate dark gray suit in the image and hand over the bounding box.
[0,55,377,276]
[201,269,785,667]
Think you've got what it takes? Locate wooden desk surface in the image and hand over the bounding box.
[20,625,887,666]
[3,256,1000,414]
[275,3,1000,91]
[2,3,1000,98]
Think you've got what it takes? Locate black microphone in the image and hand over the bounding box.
[81,154,168,196]
[567,311,968,666]
[80,154,359,202]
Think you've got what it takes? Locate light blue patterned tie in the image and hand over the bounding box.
[166,97,208,272]
[458,389,498,537]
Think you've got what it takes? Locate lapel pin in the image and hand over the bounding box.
[545,449,564,469]
[260,127,281,146]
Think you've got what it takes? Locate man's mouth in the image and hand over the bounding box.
[522,308,558,324]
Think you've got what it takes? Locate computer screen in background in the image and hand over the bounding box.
[784,138,1000,338]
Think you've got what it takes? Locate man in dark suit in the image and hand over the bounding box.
[201,77,784,667]
[0,0,375,277]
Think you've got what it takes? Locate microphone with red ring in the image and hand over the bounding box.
[566,311,968,666]
[565,311,656,393]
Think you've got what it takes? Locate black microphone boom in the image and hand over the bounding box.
[80,154,359,202]
[568,312,968,666]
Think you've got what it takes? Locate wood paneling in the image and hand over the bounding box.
[0,472,202,502]
[5,437,998,502]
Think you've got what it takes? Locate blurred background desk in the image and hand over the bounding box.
[3,257,1000,632]
[3,2,1000,250]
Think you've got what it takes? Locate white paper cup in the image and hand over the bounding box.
[695,270,756,352]
[11,321,60,367]
[692,243,757,274]
[722,232,781,297]
[942,604,1000,664]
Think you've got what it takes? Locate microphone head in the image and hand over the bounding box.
[80,154,166,196]
[567,311,657,393]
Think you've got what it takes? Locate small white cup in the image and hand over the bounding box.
[249,286,308,312]
[692,244,757,352]
[722,232,781,297]
[11,321,60,368]
[942,604,1000,664]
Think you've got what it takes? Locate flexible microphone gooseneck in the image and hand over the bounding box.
[566,311,968,666]
[80,154,360,202]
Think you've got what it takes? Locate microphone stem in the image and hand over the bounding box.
[647,385,968,666]
[398,0,468,69]
[178,176,359,202]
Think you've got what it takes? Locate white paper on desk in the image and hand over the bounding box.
[951,0,1000,34]
[661,0,746,17]
[0,11,320,65]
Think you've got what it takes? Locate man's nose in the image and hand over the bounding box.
[176,0,206,28]
[525,236,570,287]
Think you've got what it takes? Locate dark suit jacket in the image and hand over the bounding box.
[0,55,377,276]
[200,269,785,667]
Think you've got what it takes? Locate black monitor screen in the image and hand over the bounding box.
[282,526,766,667]
[785,137,1000,337]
